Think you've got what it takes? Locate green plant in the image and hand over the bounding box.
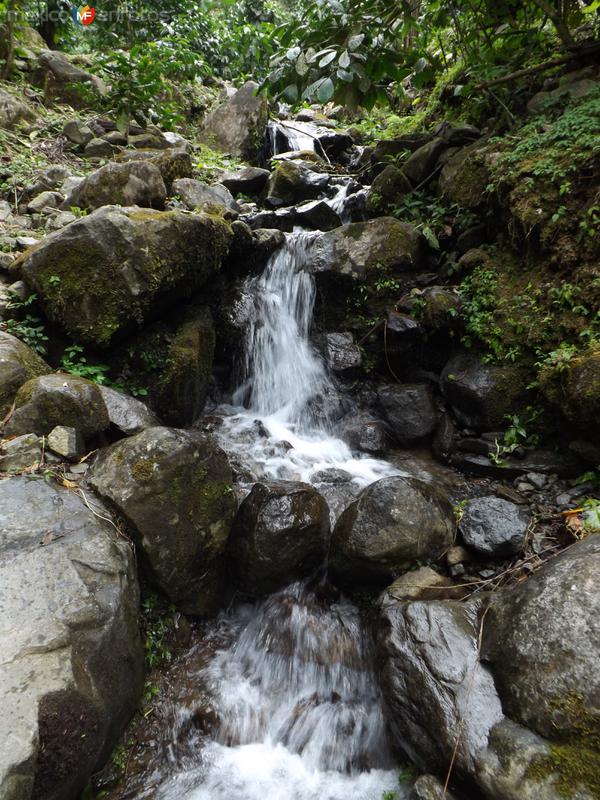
[581,498,600,534]
[141,595,175,669]
[60,345,112,384]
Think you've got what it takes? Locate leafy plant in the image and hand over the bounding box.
[60,344,112,384]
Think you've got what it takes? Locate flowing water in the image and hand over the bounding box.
[148,230,406,799]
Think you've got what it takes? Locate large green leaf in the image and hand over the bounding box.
[317,76,334,102]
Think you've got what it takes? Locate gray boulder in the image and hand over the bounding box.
[309,217,423,281]
[320,332,362,374]
[441,352,526,431]
[0,477,143,800]
[201,81,268,162]
[98,385,160,436]
[0,331,49,416]
[229,480,330,595]
[62,119,94,146]
[459,496,530,557]
[403,139,447,186]
[377,383,438,443]
[0,432,41,472]
[367,164,412,214]
[5,374,109,437]
[83,137,118,159]
[172,177,239,211]
[342,413,389,454]
[330,476,455,584]
[266,161,330,206]
[88,427,237,615]
[410,775,456,800]
[221,167,270,196]
[16,205,232,347]
[47,425,85,461]
[0,86,37,130]
[438,143,491,209]
[64,161,167,210]
[26,191,63,214]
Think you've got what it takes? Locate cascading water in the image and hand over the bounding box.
[216,233,399,487]
[153,583,405,800]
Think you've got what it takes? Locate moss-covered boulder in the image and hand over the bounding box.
[16,206,232,347]
[0,86,37,130]
[539,344,600,434]
[88,427,237,615]
[441,351,526,431]
[63,160,167,211]
[5,374,109,437]
[309,217,424,281]
[0,331,49,417]
[201,81,268,163]
[438,142,491,209]
[117,148,193,193]
[367,164,411,215]
[266,160,330,207]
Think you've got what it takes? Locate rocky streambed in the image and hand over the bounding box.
[0,81,599,800]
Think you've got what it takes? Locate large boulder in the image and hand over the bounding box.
[438,143,491,209]
[229,481,330,594]
[0,331,49,417]
[330,476,455,585]
[377,383,438,443]
[441,352,526,431]
[171,178,239,212]
[266,161,329,206]
[308,217,423,281]
[16,206,232,347]
[367,164,411,215]
[0,477,143,800]
[116,148,193,192]
[201,81,268,162]
[539,344,600,435]
[37,49,106,106]
[221,167,270,196]
[64,161,167,211]
[88,427,237,615]
[4,374,109,437]
[378,537,600,800]
[459,496,530,558]
[403,139,447,186]
[0,87,37,130]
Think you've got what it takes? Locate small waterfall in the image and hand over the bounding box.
[268,119,318,155]
[154,583,404,800]
[217,233,399,486]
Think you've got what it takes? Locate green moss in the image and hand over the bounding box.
[132,458,156,481]
[526,692,600,798]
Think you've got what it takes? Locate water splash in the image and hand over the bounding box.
[155,583,404,800]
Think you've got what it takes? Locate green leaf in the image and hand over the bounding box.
[282,83,299,103]
[296,52,309,76]
[116,111,129,135]
[339,49,351,69]
[319,50,337,68]
[347,34,365,50]
[337,68,354,83]
[317,77,334,102]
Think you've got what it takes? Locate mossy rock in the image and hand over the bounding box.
[5,373,109,437]
[15,206,232,348]
[438,142,491,209]
[366,164,411,215]
[539,344,600,434]
[0,331,49,417]
[88,427,237,615]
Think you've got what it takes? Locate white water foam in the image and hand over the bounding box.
[216,233,399,488]
[155,584,405,800]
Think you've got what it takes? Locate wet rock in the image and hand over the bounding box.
[17,205,231,347]
[309,217,423,281]
[381,566,461,603]
[539,344,600,435]
[294,199,341,231]
[0,477,143,800]
[441,352,526,430]
[47,425,85,461]
[63,119,94,146]
[377,383,438,443]
[0,432,41,472]
[5,374,109,437]
[320,332,362,374]
[367,165,411,214]
[417,287,462,331]
[64,160,166,210]
[483,536,600,742]
[0,331,49,416]
[459,496,530,557]
[0,86,38,130]
[201,81,268,162]
[229,480,330,595]
[172,178,239,212]
[88,427,236,614]
[451,449,584,480]
[378,597,504,774]
[98,385,160,436]
[410,774,456,800]
[330,476,455,584]
[266,161,330,206]
[342,413,389,453]
[221,167,270,196]
[403,138,447,186]
[431,412,457,462]
[371,134,433,167]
